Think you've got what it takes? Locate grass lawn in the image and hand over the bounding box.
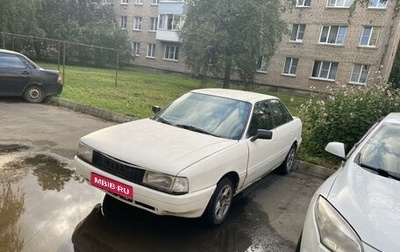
[41,63,309,118]
[40,62,334,168]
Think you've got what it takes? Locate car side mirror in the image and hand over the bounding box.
[325,142,346,160]
[250,129,273,142]
[152,105,161,114]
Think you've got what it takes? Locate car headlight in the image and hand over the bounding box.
[315,196,363,252]
[76,141,93,163]
[143,171,189,194]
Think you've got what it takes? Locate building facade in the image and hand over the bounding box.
[111,0,400,92]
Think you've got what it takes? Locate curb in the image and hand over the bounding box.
[294,160,335,179]
[51,98,134,123]
[50,97,335,180]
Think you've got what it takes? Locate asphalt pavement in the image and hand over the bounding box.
[0,98,332,252]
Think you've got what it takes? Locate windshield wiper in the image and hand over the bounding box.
[153,116,172,125]
[355,153,400,181]
[176,124,219,137]
[358,163,400,181]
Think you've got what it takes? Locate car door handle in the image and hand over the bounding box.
[22,71,30,75]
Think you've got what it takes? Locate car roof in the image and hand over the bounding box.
[191,88,279,103]
[0,49,24,56]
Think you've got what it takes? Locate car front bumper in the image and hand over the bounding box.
[74,156,216,218]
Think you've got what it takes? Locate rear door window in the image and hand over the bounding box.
[0,54,26,69]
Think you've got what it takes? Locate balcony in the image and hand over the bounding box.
[156,0,187,42]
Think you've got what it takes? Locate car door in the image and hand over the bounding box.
[269,99,295,164]
[0,53,31,96]
[244,100,280,186]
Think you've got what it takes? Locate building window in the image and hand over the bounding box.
[133,17,142,31]
[159,14,181,31]
[350,64,369,84]
[312,61,338,80]
[164,45,179,60]
[120,16,127,29]
[135,0,143,4]
[150,17,158,31]
[360,27,380,47]
[283,57,299,75]
[327,0,354,7]
[296,0,311,7]
[290,24,305,42]
[320,26,347,45]
[121,0,129,4]
[369,0,387,8]
[257,56,267,72]
[151,0,160,4]
[132,42,140,56]
[147,44,156,58]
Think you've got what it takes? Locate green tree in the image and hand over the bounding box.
[0,0,43,35]
[390,46,400,87]
[180,0,292,89]
[36,0,129,66]
[0,0,45,52]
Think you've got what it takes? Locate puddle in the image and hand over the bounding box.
[0,146,85,252]
[28,154,81,192]
[0,182,25,252]
[0,145,83,191]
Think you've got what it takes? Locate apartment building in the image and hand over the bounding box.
[112,0,400,92]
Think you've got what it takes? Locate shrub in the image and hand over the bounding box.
[300,81,400,158]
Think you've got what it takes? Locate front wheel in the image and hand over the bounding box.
[295,231,302,252]
[203,178,234,227]
[279,144,296,174]
[102,193,126,219]
[23,85,45,103]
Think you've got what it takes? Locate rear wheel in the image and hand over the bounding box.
[279,144,296,174]
[23,85,45,103]
[203,178,234,227]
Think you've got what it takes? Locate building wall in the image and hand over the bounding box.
[260,1,400,92]
[113,0,400,92]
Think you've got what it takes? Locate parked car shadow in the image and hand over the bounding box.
[71,198,253,252]
[71,170,295,252]
[0,97,25,103]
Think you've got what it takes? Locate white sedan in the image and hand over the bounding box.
[74,88,302,226]
[297,113,400,251]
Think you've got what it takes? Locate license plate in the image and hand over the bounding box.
[91,173,133,200]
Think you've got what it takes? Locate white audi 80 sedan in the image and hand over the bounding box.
[74,88,302,226]
[297,113,400,251]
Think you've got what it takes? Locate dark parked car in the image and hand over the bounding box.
[0,49,63,103]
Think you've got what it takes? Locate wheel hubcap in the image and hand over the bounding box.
[287,148,295,170]
[214,185,232,220]
[29,89,40,99]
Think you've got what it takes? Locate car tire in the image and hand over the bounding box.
[23,85,45,103]
[279,144,296,174]
[203,178,234,227]
[101,194,126,219]
[295,232,302,252]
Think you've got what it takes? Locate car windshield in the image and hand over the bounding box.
[358,122,400,178]
[153,92,251,140]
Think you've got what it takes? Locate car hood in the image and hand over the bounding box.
[80,118,237,175]
[326,162,400,250]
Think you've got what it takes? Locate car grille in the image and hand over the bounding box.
[92,150,145,184]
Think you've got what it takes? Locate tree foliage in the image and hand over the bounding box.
[0,0,130,67]
[180,0,292,89]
